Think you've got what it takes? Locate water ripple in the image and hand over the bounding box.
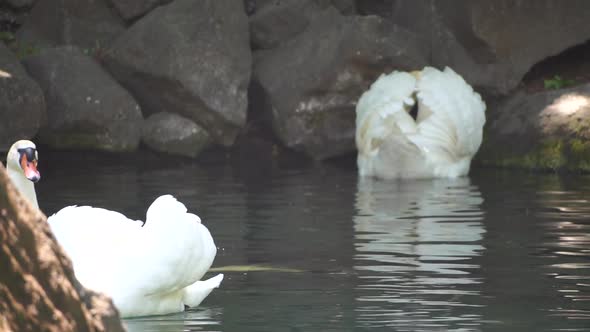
[353,178,485,330]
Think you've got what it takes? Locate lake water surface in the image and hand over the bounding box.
[36,151,590,332]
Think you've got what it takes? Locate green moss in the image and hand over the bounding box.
[567,117,590,136]
[544,75,576,90]
[41,132,135,152]
[567,138,590,171]
[494,139,565,170]
[479,138,590,172]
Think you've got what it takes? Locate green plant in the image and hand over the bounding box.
[544,75,576,90]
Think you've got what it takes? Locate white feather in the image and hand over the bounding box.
[355,66,486,179]
[46,195,222,317]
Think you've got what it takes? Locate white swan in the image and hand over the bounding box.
[355,66,486,179]
[5,140,223,317]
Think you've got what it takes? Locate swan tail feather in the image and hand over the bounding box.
[182,274,224,308]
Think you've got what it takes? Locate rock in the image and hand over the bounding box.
[249,0,324,50]
[5,0,37,8]
[391,0,590,95]
[0,43,45,152]
[0,164,125,332]
[246,0,354,15]
[477,83,590,171]
[16,0,125,50]
[103,0,251,147]
[357,0,393,17]
[107,0,173,21]
[252,7,427,159]
[22,47,143,152]
[142,112,211,158]
[249,0,356,49]
[329,0,355,15]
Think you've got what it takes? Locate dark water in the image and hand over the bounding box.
[36,151,590,332]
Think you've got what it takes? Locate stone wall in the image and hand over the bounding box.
[1,0,589,170]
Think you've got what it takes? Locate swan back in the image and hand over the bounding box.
[48,206,143,291]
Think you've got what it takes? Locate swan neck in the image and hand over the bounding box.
[6,166,39,210]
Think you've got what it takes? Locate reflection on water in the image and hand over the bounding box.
[536,189,590,323]
[354,178,485,331]
[34,151,590,331]
[125,308,222,332]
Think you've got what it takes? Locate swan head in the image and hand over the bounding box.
[7,140,40,183]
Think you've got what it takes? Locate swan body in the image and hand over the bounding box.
[355,66,486,179]
[5,140,223,317]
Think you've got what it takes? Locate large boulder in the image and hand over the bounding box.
[107,0,173,21]
[0,43,45,152]
[16,0,125,50]
[477,83,590,171]
[0,164,125,332]
[103,0,251,147]
[249,0,325,50]
[23,47,143,152]
[391,0,590,95]
[5,0,37,8]
[252,7,427,159]
[249,0,355,49]
[142,112,211,158]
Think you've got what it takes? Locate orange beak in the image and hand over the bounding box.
[20,154,40,183]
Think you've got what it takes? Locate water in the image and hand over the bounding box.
[35,151,590,332]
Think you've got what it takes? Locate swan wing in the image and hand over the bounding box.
[117,195,217,297]
[356,70,417,155]
[48,206,143,292]
[415,66,486,158]
[356,71,420,177]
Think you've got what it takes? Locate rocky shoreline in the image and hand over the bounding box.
[1,0,590,171]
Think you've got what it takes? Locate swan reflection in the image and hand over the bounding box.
[124,307,222,332]
[354,177,485,330]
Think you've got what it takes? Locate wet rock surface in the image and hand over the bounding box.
[478,83,590,171]
[23,47,143,152]
[0,42,45,152]
[142,112,211,158]
[16,0,125,50]
[391,0,590,95]
[103,0,251,147]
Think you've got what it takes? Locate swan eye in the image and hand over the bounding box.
[17,147,37,163]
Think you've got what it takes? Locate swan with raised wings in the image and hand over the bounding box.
[5,140,223,317]
[356,66,486,179]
